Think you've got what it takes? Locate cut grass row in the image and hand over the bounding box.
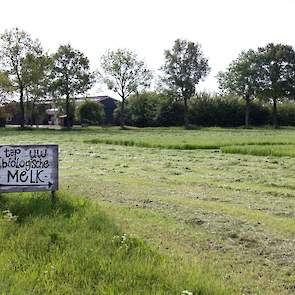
[85,138,221,150]
[221,144,295,157]
[86,137,295,157]
[0,191,230,295]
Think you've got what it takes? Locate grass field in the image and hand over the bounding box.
[0,192,226,295]
[1,126,295,294]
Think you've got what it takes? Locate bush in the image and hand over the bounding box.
[125,92,159,127]
[76,100,105,125]
[113,91,295,127]
[114,92,185,127]
[188,94,270,127]
[0,107,8,127]
[156,97,185,126]
[277,103,295,126]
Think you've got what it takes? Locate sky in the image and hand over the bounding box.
[1,0,294,98]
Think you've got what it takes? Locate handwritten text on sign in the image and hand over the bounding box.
[0,145,58,192]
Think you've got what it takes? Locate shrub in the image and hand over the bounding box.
[277,103,295,126]
[76,100,105,125]
[114,92,184,127]
[0,107,7,127]
[188,94,270,127]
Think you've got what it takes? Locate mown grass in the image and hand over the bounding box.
[3,126,295,293]
[0,191,229,295]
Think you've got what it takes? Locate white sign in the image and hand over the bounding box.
[0,145,58,192]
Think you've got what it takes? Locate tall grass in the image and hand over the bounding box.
[221,144,295,157]
[0,192,229,295]
[85,138,222,150]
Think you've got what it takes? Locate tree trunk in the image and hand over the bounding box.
[272,98,278,129]
[31,100,36,126]
[19,87,25,129]
[245,98,250,128]
[66,93,71,129]
[120,97,125,128]
[183,97,189,128]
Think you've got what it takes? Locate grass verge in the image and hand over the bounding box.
[0,191,230,295]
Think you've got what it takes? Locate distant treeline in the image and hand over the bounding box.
[1,27,295,129]
[115,92,295,127]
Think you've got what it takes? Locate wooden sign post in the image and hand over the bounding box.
[0,144,58,204]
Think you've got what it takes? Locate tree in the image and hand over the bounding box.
[0,71,12,103]
[0,28,44,128]
[161,39,210,127]
[255,43,295,128]
[218,50,259,128]
[24,53,52,125]
[50,44,94,128]
[100,49,152,128]
[77,100,105,125]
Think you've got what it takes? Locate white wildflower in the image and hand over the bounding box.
[2,209,18,222]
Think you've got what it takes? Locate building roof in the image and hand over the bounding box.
[75,95,117,102]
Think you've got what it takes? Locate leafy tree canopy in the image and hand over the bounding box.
[0,28,44,127]
[161,39,210,126]
[100,49,152,127]
[50,44,94,127]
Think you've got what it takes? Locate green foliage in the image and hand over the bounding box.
[125,92,158,127]
[113,91,274,127]
[161,39,210,126]
[156,96,185,126]
[0,28,44,127]
[256,43,295,100]
[0,107,8,126]
[277,103,295,126]
[188,94,270,127]
[218,50,259,99]
[0,71,12,102]
[76,100,105,125]
[255,43,295,127]
[100,49,152,127]
[114,92,185,127]
[50,44,94,128]
[218,50,260,127]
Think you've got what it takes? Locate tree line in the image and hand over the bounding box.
[0,27,295,129]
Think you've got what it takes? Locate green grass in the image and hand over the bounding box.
[0,191,228,295]
[221,144,295,157]
[84,127,295,155]
[2,126,295,294]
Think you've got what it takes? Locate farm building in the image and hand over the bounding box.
[1,95,118,126]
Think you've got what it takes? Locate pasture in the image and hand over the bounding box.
[1,126,295,294]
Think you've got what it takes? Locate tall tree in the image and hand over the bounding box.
[0,28,43,128]
[218,49,259,128]
[0,71,12,103]
[24,54,52,124]
[162,39,210,127]
[100,49,152,128]
[50,44,93,128]
[256,43,295,128]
